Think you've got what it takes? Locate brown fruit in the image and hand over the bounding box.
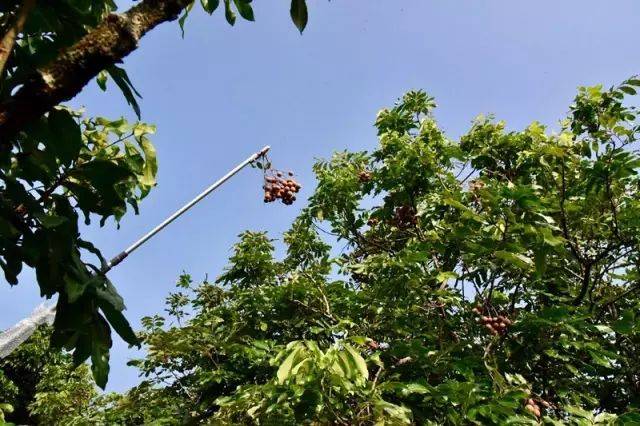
[484,324,495,333]
[524,404,536,414]
[358,170,372,182]
[471,307,480,314]
[481,316,491,323]
[533,407,541,417]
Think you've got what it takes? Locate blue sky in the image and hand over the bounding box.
[1,0,640,392]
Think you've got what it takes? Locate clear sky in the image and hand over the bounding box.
[2,0,640,392]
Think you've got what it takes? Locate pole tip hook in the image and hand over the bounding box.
[257,145,271,158]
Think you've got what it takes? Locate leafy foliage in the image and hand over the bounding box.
[0,326,96,425]
[0,107,157,388]
[34,79,639,424]
[0,0,311,387]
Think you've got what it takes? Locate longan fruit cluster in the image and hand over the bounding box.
[393,205,417,228]
[469,179,486,205]
[523,398,546,418]
[469,179,486,193]
[263,171,301,205]
[472,305,512,336]
[367,217,380,227]
[358,170,373,183]
[367,340,380,350]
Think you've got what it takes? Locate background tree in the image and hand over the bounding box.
[42,79,640,424]
[0,325,95,425]
[0,0,310,387]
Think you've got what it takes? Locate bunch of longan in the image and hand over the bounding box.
[263,171,301,205]
[358,170,373,183]
[523,398,547,418]
[393,205,417,228]
[472,305,512,336]
[367,217,380,227]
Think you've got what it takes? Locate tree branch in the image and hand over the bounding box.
[0,0,36,76]
[559,159,583,263]
[573,261,592,306]
[0,0,191,143]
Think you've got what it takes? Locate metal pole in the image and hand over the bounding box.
[1,146,270,359]
[103,145,270,273]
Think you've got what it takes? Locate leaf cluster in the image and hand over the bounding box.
[54,79,640,424]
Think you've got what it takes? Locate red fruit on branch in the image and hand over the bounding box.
[471,306,513,336]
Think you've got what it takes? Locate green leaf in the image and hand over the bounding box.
[344,344,368,379]
[90,315,113,389]
[124,141,144,174]
[138,135,158,188]
[277,345,301,384]
[612,310,635,335]
[94,278,126,312]
[540,228,563,247]
[99,300,140,347]
[35,213,68,229]
[618,412,640,424]
[443,197,485,223]
[233,0,254,21]
[436,271,458,283]
[224,0,236,25]
[48,108,83,166]
[290,0,308,33]
[107,66,142,119]
[399,383,429,396]
[178,1,195,37]
[495,250,533,269]
[335,351,352,377]
[200,0,220,14]
[620,86,637,95]
[97,70,108,91]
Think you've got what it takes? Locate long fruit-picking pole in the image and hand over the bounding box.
[103,144,270,273]
[0,145,270,359]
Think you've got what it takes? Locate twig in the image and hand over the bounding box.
[0,0,36,76]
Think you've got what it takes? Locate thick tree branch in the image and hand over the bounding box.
[0,0,191,143]
[0,0,36,76]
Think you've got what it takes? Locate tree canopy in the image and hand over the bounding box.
[0,0,310,388]
[5,79,640,424]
